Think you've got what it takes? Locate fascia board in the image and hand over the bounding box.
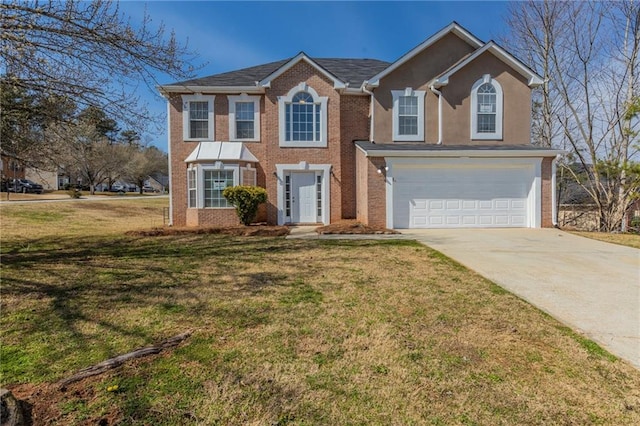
[432,42,544,88]
[159,85,265,94]
[367,22,484,86]
[362,149,565,158]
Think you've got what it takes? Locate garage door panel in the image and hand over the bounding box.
[394,165,533,229]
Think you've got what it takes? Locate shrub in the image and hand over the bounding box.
[223,186,268,226]
[67,188,82,199]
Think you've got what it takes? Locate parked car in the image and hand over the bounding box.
[142,185,159,193]
[110,184,127,192]
[10,179,43,194]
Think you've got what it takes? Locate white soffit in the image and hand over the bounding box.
[185,142,259,163]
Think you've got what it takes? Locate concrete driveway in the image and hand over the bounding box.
[403,228,640,369]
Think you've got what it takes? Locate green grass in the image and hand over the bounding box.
[1,200,640,424]
[570,231,640,249]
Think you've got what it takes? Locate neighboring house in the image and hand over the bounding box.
[160,22,563,229]
[1,153,58,190]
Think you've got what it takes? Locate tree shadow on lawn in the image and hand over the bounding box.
[0,233,348,381]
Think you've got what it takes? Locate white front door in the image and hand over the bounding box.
[291,172,317,223]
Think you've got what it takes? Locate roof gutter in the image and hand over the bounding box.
[429,85,443,145]
[358,148,565,158]
[158,85,265,95]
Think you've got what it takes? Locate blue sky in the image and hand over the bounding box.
[119,1,512,151]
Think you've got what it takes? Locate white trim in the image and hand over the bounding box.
[278,83,328,148]
[470,75,503,140]
[227,94,261,142]
[392,88,426,142]
[260,52,346,89]
[275,163,331,225]
[552,156,559,226]
[358,148,564,158]
[187,165,198,208]
[160,85,264,95]
[366,22,484,88]
[197,163,239,209]
[181,94,215,141]
[167,100,173,225]
[431,42,544,88]
[385,157,542,228]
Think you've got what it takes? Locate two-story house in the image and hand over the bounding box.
[160,22,562,229]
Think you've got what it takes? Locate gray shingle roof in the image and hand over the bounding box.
[168,57,391,88]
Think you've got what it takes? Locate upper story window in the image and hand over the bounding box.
[182,94,215,141]
[392,88,426,142]
[471,75,503,140]
[228,94,261,142]
[278,82,328,147]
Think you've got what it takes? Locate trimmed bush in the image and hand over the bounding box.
[223,186,268,226]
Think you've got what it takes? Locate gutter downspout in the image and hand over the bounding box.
[552,155,559,227]
[429,85,443,144]
[362,83,375,141]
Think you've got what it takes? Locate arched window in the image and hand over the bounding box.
[286,91,320,142]
[471,75,503,140]
[279,83,328,147]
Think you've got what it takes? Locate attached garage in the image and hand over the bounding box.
[354,142,563,230]
[392,159,536,228]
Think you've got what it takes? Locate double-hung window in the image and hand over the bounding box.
[471,75,503,140]
[182,95,215,141]
[187,168,197,208]
[278,83,327,147]
[392,88,426,142]
[228,94,261,141]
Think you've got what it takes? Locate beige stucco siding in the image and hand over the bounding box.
[373,33,476,143]
[441,52,532,145]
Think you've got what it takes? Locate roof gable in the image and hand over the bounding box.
[431,41,544,88]
[365,22,484,88]
[258,52,346,89]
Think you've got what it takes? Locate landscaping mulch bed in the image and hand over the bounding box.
[126,225,290,237]
[316,220,398,235]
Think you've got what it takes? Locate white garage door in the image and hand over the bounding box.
[393,164,534,228]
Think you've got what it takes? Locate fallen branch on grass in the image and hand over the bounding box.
[58,331,192,389]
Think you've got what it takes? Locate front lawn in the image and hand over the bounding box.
[571,231,640,249]
[1,200,639,425]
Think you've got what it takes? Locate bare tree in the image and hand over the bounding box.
[48,121,133,194]
[504,0,640,231]
[0,0,199,141]
[124,145,167,194]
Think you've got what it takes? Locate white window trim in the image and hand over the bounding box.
[187,163,239,209]
[182,94,215,141]
[392,88,426,142]
[187,166,197,208]
[228,94,261,142]
[278,82,328,147]
[470,74,503,140]
[275,162,331,225]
